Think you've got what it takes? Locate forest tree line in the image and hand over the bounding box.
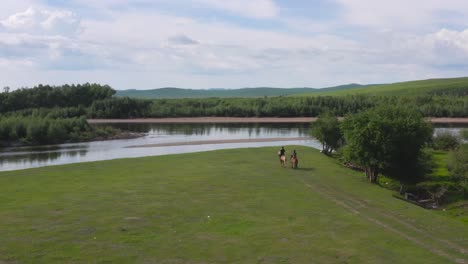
[1,84,467,118]
[0,84,116,146]
[88,95,468,118]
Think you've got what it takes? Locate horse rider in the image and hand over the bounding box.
[279,146,286,161]
[292,149,297,158]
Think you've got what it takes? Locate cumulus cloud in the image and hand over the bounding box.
[0,7,80,35]
[433,28,468,54]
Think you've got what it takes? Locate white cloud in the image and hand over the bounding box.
[195,0,279,19]
[74,11,365,77]
[336,0,468,31]
[0,57,34,68]
[1,2,468,90]
[0,7,80,35]
[433,28,468,54]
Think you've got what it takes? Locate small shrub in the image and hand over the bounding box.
[448,144,468,183]
[416,181,461,204]
[377,175,401,191]
[432,132,460,150]
[461,129,468,140]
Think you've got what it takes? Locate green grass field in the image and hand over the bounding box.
[297,77,468,97]
[1,146,467,263]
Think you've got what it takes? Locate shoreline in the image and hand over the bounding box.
[125,137,310,148]
[88,117,468,124]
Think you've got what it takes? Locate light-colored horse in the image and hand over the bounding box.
[290,156,298,169]
[279,155,287,167]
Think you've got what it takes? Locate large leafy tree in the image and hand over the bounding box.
[341,106,433,183]
[310,112,342,155]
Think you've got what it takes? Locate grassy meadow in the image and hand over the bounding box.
[1,146,467,263]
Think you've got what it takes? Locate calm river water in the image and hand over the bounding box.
[0,123,465,172]
[0,123,318,172]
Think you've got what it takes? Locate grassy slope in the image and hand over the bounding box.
[297,77,468,97]
[1,146,467,263]
[115,84,367,99]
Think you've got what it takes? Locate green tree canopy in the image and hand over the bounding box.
[341,106,433,183]
[309,112,342,155]
[448,144,468,184]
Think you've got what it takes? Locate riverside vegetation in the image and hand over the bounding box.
[310,107,468,221]
[0,84,120,147]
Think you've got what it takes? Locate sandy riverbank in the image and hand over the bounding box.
[88,117,468,124]
[125,137,310,148]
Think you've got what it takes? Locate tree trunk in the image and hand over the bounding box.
[365,167,379,183]
[322,144,331,155]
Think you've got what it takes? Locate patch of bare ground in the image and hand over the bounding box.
[88,117,318,124]
[302,180,467,264]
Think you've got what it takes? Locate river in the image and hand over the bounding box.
[0,123,465,172]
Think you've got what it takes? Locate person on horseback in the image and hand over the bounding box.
[278,146,286,166]
[291,149,298,169]
[279,146,286,158]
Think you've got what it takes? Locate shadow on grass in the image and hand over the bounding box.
[292,167,315,172]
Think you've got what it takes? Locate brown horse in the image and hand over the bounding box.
[279,155,287,167]
[290,156,298,169]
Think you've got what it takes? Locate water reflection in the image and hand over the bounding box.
[100,123,311,137]
[0,123,464,172]
[0,148,88,164]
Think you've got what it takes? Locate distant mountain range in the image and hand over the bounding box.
[115,77,468,99]
[115,83,374,99]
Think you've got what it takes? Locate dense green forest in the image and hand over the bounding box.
[0,84,118,147]
[0,83,115,113]
[90,95,468,118]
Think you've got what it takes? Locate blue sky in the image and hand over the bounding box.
[1,0,468,90]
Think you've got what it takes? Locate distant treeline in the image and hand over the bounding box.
[0,83,115,113]
[1,84,467,119]
[89,95,468,118]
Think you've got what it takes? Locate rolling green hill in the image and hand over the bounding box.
[297,77,468,97]
[115,84,369,99]
[116,77,468,99]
